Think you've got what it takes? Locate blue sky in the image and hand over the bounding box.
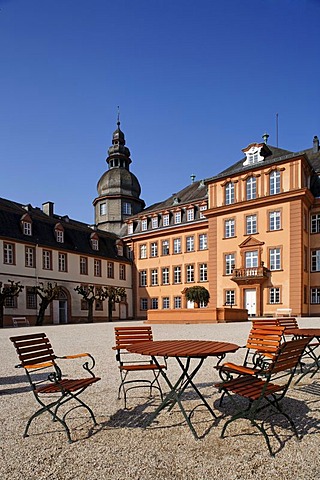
[1,0,319,223]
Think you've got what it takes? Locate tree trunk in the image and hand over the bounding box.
[108,300,113,322]
[87,301,94,323]
[0,302,4,328]
[36,301,48,326]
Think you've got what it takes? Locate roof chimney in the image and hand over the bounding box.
[190,173,196,184]
[313,135,319,153]
[42,201,54,216]
[262,132,269,144]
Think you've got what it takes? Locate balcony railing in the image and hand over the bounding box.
[231,266,269,284]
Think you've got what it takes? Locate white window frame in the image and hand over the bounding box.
[269,211,281,231]
[186,264,194,283]
[99,203,107,216]
[187,209,194,222]
[225,290,235,305]
[140,298,148,310]
[162,297,170,309]
[199,234,207,250]
[246,215,257,235]
[162,240,169,255]
[58,252,67,272]
[245,251,258,268]
[311,288,320,304]
[311,250,320,272]
[269,287,281,304]
[173,238,181,254]
[173,266,181,284]
[162,267,170,285]
[151,269,158,286]
[199,263,207,282]
[140,270,147,287]
[270,170,280,195]
[140,244,147,259]
[174,296,182,309]
[174,211,181,224]
[269,248,281,271]
[225,182,235,205]
[246,177,257,200]
[151,217,158,229]
[150,242,158,257]
[162,214,170,226]
[141,219,148,231]
[186,236,194,252]
[311,214,320,234]
[225,219,235,238]
[225,253,235,275]
[25,246,35,268]
[23,221,32,236]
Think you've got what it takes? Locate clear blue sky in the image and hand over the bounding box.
[1,0,319,223]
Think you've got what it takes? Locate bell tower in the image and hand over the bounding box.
[93,117,145,235]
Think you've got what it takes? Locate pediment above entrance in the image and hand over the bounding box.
[239,236,264,248]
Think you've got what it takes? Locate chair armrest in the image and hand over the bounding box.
[57,353,96,377]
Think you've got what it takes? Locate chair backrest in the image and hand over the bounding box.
[114,326,154,350]
[276,317,299,330]
[10,333,56,368]
[251,319,279,328]
[246,325,285,356]
[270,337,310,375]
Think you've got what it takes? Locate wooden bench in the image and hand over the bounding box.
[275,308,292,317]
[12,317,30,327]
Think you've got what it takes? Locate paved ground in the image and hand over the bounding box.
[1,318,320,479]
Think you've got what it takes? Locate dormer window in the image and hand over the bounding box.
[242,143,268,166]
[122,201,132,215]
[20,213,32,236]
[54,223,64,243]
[141,218,148,231]
[151,216,158,229]
[187,208,194,222]
[127,222,133,235]
[116,240,124,256]
[90,232,99,251]
[174,211,181,224]
[199,204,207,218]
[162,213,170,226]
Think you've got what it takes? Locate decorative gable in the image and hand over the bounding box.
[239,236,264,248]
[242,143,271,167]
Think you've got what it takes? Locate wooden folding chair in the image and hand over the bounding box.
[10,332,100,443]
[113,326,166,409]
[215,337,310,456]
[217,325,285,381]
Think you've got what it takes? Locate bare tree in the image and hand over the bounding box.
[104,286,126,322]
[74,285,107,323]
[0,280,24,328]
[33,282,61,326]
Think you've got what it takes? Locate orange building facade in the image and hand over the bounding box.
[123,136,320,319]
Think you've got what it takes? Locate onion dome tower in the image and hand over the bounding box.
[93,117,145,235]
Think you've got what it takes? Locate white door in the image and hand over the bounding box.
[244,289,256,316]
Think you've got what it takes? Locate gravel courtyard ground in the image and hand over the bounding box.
[1,318,320,480]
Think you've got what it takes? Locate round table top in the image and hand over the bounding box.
[126,339,239,358]
[286,328,320,337]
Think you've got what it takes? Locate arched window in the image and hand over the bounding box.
[20,213,32,236]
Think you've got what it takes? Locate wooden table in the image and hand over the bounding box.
[286,328,320,382]
[126,339,239,439]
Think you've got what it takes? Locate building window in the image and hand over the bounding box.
[151,298,158,309]
[174,211,181,224]
[269,211,281,231]
[225,182,235,205]
[141,219,148,231]
[25,246,35,268]
[310,288,320,304]
[186,236,194,252]
[269,287,281,304]
[311,250,320,272]
[119,264,126,280]
[91,237,99,250]
[162,240,169,256]
[4,293,17,308]
[199,205,207,218]
[225,290,235,306]
[107,261,114,278]
[140,244,147,259]
[245,250,258,268]
[80,256,88,275]
[246,215,257,235]
[26,287,37,309]
[151,216,158,229]
[246,177,257,200]
[100,203,107,215]
[22,221,32,236]
[311,214,320,233]
[95,299,103,311]
[162,213,170,226]
[174,296,182,309]
[122,202,132,215]
[150,242,158,257]
[140,298,148,310]
[140,270,147,287]
[173,266,182,284]
[199,234,207,250]
[151,269,158,286]
[269,248,281,271]
[187,209,194,221]
[186,264,194,283]
[270,170,280,195]
[199,263,207,282]
[42,249,52,270]
[58,253,67,272]
[127,223,133,235]
[225,219,235,238]
[225,253,235,275]
[162,267,170,285]
[3,242,15,265]
[162,297,170,309]
[56,230,64,243]
[94,259,101,277]
[173,238,181,254]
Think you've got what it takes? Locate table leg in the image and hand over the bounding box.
[146,355,216,439]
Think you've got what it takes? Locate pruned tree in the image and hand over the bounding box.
[104,286,126,321]
[33,282,61,326]
[185,286,210,308]
[74,285,107,323]
[0,280,24,328]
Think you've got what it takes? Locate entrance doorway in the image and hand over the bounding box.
[244,289,257,316]
[52,290,68,324]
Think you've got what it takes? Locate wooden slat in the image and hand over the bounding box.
[126,340,239,358]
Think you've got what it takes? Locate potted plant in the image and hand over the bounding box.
[185,286,210,308]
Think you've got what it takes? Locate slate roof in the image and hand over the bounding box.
[0,198,129,261]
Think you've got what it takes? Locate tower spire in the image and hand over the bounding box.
[117,105,120,128]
